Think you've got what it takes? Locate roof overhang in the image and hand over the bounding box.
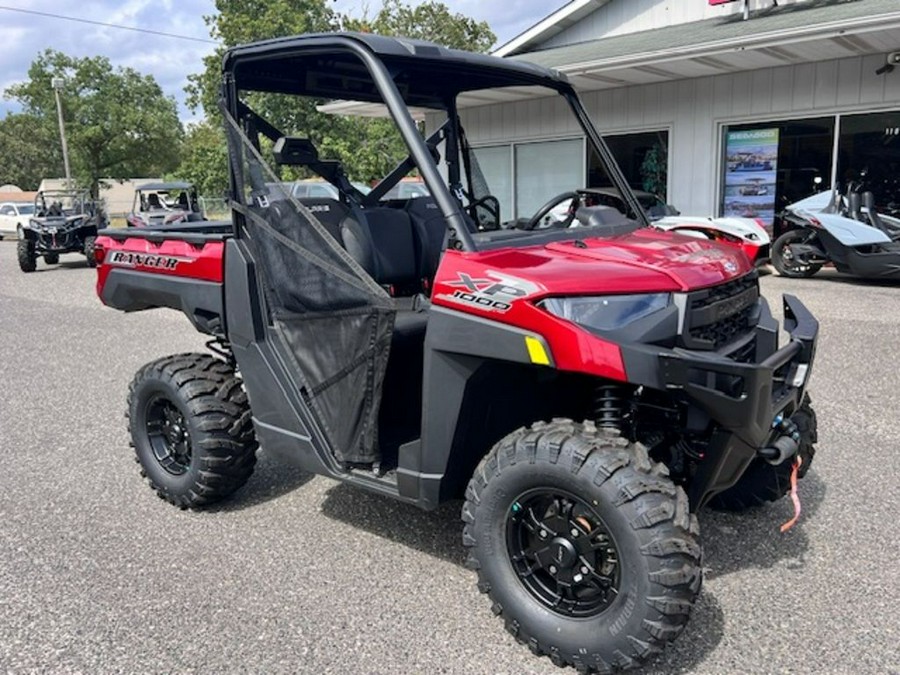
[493,0,612,58]
[512,1,900,96]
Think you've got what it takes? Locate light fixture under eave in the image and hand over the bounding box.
[875,51,900,76]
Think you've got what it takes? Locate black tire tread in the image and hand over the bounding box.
[84,235,97,267]
[127,352,257,508]
[463,419,701,673]
[17,238,36,272]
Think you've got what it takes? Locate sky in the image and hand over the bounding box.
[0,0,563,122]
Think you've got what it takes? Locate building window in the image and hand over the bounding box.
[721,117,834,233]
[837,111,900,216]
[471,145,513,224]
[515,138,583,219]
[590,130,670,201]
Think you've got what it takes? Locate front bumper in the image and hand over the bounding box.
[623,294,818,507]
[28,229,86,253]
[660,294,816,447]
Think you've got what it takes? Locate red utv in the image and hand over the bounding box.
[94,33,819,672]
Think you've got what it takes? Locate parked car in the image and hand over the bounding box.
[381,178,429,200]
[0,202,36,239]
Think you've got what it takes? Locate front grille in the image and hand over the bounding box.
[681,271,759,351]
[38,228,77,250]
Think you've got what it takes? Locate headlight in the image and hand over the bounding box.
[540,293,670,331]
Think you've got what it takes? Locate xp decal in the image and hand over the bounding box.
[439,271,541,313]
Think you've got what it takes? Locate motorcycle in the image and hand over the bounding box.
[772,185,900,279]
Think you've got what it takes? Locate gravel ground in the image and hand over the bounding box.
[0,243,898,674]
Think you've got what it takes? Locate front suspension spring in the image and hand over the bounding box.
[594,384,625,430]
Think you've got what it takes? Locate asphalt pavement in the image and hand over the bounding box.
[1,243,898,674]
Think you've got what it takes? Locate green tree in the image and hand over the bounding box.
[343,0,495,52]
[0,113,62,189]
[186,0,338,119]
[5,50,183,197]
[185,0,496,183]
[174,120,231,198]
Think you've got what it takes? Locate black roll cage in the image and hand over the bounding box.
[221,33,650,252]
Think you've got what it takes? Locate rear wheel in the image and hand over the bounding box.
[44,253,59,265]
[83,235,97,267]
[772,229,823,278]
[463,420,701,672]
[17,238,36,272]
[127,353,258,508]
[708,395,817,511]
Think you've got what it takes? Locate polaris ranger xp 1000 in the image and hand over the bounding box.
[94,33,819,673]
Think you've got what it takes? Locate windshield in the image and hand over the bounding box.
[226,37,648,251]
[16,204,34,215]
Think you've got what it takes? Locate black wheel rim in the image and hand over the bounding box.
[779,233,815,274]
[506,488,621,618]
[145,396,192,475]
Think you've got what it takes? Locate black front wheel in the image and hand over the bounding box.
[127,353,258,508]
[463,420,701,672]
[772,229,823,278]
[17,238,37,273]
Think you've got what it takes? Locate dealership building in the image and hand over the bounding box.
[460,0,900,231]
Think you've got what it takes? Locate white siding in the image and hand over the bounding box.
[462,54,900,217]
[542,0,808,49]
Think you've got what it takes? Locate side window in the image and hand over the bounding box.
[0,205,14,216]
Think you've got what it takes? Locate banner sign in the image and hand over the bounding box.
[722,128,779,228]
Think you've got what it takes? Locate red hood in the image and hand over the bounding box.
[445,229,752,297]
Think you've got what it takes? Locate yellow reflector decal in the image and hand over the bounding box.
[525,336,551,366]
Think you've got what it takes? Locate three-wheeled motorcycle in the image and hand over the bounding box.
[772,187,900,279]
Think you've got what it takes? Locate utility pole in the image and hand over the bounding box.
[51,77,72,190]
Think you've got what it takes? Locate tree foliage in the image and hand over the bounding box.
[183,0,496,184]
[5,50,183,197]
[174,120,231,198]
[0,113,62,189]
[343,0,495,52]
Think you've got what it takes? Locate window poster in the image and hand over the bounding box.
[723,128,779,227]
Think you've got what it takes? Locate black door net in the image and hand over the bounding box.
[224,110,395,465]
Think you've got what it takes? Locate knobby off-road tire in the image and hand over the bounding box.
[127,353,258,509]
[772,230,823,278]
[463,420,702,673]
[44,253,59,265]
[708,395,817,512]
[83,235,97,268]
[17,238,36,272]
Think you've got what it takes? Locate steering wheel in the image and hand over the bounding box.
[468,195,501,231]
[523,192,581,230]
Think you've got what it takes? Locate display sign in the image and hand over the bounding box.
[722,128,779,227]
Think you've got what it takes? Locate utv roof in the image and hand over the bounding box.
[222,32,571,108]
[136,181,194,191]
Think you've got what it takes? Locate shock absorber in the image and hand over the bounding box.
[594,384,625,430]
